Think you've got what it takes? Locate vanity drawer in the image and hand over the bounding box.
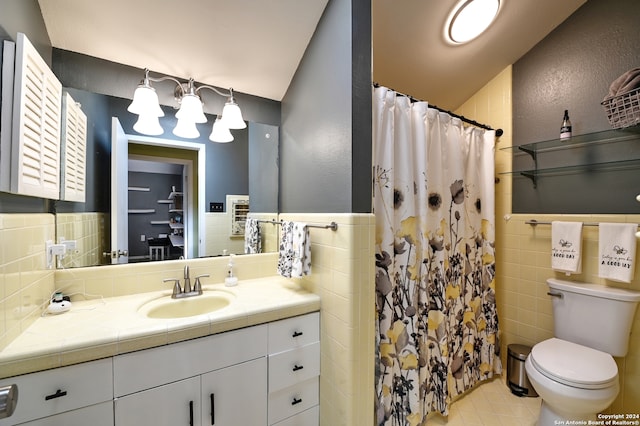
[268,377,319,425]
[268,312,319,354]
[114,324,267,397]
[268,341,320,392]
[16,401,114,426]
[0,358,113,426]
[272,406,319,426]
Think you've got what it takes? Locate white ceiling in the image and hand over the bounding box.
[37,0,587,108]
[37,0,330,101]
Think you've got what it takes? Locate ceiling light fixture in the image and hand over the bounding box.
[127,68,246,142]
[446,0,500,44]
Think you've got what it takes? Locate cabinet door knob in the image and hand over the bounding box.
[45,389,67,401]
[293,364,304,372]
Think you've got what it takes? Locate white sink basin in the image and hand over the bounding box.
[138,291,234,319]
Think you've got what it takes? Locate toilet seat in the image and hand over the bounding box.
[530,338,618,390]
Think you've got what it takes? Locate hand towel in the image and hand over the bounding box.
[244,217,262,254]
[277,221,312,278]
[277,221,295,278]
[291,222,311,278]
[551,221,583,275]
[598,223,637,283]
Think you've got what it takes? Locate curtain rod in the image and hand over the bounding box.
[255,219,338,231]
[373,82,504,137]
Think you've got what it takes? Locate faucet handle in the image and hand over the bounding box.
[193,274,210,294]
[163,278,182,298]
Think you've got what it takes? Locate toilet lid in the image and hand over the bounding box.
[530,338,618,389]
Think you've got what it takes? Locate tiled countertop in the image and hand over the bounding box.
[0,276,320,379]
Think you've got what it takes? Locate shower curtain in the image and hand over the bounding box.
[373,86,501,425]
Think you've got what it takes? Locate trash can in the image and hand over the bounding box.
[507,344,538,397]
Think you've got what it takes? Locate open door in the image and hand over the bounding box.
[110,118,129,264]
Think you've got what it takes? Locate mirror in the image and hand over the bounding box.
[47,87,279,268]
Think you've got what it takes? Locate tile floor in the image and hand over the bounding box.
[427,377,541,425]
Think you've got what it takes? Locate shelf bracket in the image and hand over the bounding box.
[518,146,538,188]
[517,145,537,162]
[520,172,537,188]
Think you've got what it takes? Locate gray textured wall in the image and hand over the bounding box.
[512,0,640,214]
[279,0,371,214]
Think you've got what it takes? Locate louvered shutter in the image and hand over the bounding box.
[61,92,87,202]
[11,32,62,199]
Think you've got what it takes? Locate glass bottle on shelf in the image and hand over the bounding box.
[560,109,572,141]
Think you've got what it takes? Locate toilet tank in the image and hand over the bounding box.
[547,278,640,357]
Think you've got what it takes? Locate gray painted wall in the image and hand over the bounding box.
[249,123,279,213]
[512,0,640,214]
[280,0,372,214]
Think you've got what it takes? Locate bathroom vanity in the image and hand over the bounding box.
[0,278,320,425]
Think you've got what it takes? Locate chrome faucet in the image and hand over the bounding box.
[183,265,191,293]
[163,266,210,299]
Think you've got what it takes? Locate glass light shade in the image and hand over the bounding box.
[447,0,500,44]
[209,116,234,143]
[172,117,200,139]
[176,94,207,123]
[133,113,164,136]
[128,85,164,117]
[221,101,246,129]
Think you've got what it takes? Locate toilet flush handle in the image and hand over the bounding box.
[547,291,563,299]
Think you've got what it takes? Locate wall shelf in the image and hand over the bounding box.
[128,209,155,214]
[500,126,640,187]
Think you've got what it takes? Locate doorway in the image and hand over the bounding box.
[127,157,188,262]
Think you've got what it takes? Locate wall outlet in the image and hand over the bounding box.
[140,234,146,242]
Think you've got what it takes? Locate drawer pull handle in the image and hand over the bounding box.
[210,393,215,425]
[291,397,303,406]
[292,331,303,338]
[45,389,67,401]
[293,364,304,372]
[189,400,194,426]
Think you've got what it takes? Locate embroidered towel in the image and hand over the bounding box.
[598,223,637,283]
[551,221,583,275]
[244,217,262,254]
[277,221,311,278]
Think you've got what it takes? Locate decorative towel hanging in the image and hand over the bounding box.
[277,221,311,278]
[551,221,583,275]
[598,223,637,283]
[244,217,262,254]
[291,222,311,277]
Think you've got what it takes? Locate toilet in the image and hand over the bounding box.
[525,278,640,425]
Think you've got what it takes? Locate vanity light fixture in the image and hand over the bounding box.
[127,68,246,142]
[446,0,500,44]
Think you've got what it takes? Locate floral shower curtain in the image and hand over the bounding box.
[373,86,501,425]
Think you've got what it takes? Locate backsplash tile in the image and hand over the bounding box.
[0,214,56,352]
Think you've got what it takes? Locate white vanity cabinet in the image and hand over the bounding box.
[0,358,113,426]
[268,312,320,425]
[113,324,268,426]
[0,310,320,425]
[200,357,267,425]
